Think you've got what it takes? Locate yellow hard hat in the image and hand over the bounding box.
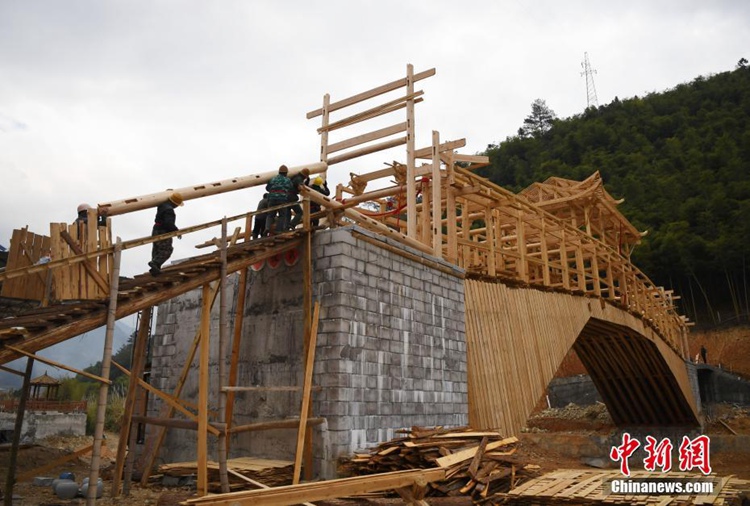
[169,192,184,206]
[313,177,323,186]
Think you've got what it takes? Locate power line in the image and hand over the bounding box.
[581,52,599,108]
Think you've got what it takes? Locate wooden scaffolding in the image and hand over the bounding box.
[0,65,695,505]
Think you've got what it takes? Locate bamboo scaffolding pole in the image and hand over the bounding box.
[217,218,230,493]
[3,357,33,506]
[113,306,152,497]
[225,215,252,439]
[4,345,110,385]
[302,199,314,480]
[86,238,122,506]
[197,283,211,496]
[292,301,320,485]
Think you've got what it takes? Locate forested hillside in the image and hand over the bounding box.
[480,64,750,327]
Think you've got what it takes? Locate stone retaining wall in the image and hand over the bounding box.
[146,225,468,478]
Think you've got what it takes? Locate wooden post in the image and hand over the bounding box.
[293,302,320,485]
[419,177,430,246]
[591,247,602,296]
[140,282,220,485]
[446,155,458,263]
[113,306,152,497]
[485,208,496,277]
[217,218,230,493]
[560,229,570,290]
[431,130,442,257]
[87,238,122,506]
[225,214,252,441]
[3,357,33,506]
[575,239,586,291]
[320,93,330,167]
[540,220,551,286]
[406,64,417,239]
[302,198,314,480]
[197,283,211,496]
[516,211,528,282]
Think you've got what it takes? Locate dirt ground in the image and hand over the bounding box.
[2,327,748,504]
[3,407,749,505]
[525,401,750,480]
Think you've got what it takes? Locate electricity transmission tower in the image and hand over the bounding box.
[581,52,599,108]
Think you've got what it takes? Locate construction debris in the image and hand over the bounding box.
[341,426,540,502]
[158,457,293,492]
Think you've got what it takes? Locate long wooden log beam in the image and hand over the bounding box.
[4,345,110,384]
[185,467,446,506]
[98,162,327,216]
[228,418,325,434]
[131,415,226,432]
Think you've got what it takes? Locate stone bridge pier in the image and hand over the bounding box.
[146,225,699,479]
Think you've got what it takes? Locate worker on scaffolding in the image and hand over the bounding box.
[75,203,108,227]
[252,193,270,239]
[264,165,293,234]
[148,192,183,276]
[307,175,330,227]
[287,167,310,230]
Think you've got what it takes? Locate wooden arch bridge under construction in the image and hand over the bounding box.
[0,65,698,502]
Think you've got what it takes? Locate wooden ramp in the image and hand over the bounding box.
[0,231,304,365]
[465,279,699,436]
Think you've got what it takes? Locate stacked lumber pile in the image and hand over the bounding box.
[494,468,750,505]
[342,426,540,501]
[158,457,293,492]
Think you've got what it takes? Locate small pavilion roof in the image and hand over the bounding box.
[30,371,60,385]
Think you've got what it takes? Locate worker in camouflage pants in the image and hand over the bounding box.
[264,165,294,234]
[149,192,183,276]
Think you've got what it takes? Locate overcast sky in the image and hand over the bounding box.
[1,0,748,281]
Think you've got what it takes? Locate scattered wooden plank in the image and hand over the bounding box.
[185,468,446,506]
[718,419,737,435]
[435,437,518,468]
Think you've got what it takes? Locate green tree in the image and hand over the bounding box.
[481,66,750,326]
[520,99,557,138]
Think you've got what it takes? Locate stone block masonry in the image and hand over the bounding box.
[313,226,468,476]
[146,225,467,479]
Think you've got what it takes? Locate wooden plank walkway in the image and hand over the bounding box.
[0,230,304,365]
